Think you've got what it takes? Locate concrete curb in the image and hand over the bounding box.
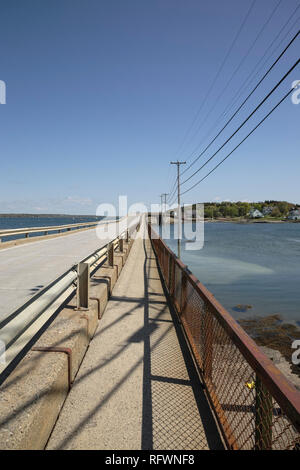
[0,240,134,449]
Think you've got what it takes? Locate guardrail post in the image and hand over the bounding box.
[107,242,114,267]
[119,238,124,253]
[255,375,273,450]
[76,262,90,310]
[126,229,129,243]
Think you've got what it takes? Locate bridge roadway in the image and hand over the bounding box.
[0,217,135,323]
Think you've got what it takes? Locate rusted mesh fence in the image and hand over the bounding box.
[149,224,300,450]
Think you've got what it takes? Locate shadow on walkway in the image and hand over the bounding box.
[140,237,224,450]
[45,233,224,450]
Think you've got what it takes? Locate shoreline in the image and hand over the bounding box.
[238,314,300,389]
[164,217,300,224]
[204,218,297,223]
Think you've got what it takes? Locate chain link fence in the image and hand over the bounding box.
[148,223,300,450]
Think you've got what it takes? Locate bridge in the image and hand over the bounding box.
[0,216,299,450]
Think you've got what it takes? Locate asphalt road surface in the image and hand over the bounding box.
[0,217,137,323]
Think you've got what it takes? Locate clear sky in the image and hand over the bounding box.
[0,0,299,214]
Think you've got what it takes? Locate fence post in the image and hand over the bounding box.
[180,270,187,316]
[76,262,90,310]
[107,242,114,267]
[168,256,175,300]
[203,307,213,381]
[255,375,273,450]
[119,237,124,253]
[126,229,129,243]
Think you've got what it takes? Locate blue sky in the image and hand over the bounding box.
[0,0,299,214]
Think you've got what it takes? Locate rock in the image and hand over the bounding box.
[233,304,252,312]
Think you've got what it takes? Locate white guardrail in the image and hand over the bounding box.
[0,218,119,241]
[0,216,141,383]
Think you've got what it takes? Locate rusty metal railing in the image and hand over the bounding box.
[148,223,300,450]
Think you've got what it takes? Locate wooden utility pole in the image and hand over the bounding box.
[161,193,169,213]
[170,160,186,258]
[159,194,164,211]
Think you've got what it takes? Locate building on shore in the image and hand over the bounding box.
[287,208,300,220]
[248,208,264,218]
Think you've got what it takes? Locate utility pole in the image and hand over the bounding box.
[158,195,163,225]
[159,194,164,212]
[170,160,186,258]
[161,193,169,213]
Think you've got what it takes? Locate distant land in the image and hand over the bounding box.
[201,200,299,219]
[0,213,102,218]
[198,200,298,218]
[174,200,300,221]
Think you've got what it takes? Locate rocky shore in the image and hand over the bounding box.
[238,314,300,390]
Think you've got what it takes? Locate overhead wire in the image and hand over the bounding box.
[177,0,283,163]
[180,58,299,186]
[181,83,299,196]
[178,30,299,181]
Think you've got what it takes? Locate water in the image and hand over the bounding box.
[157,222,300,325]
[0,215,105,241]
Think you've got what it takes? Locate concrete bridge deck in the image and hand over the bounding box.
[46,226,224,450]
[0,217,135,322]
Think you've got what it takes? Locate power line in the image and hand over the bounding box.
[181,10,300,171]
[180,58,299,186]
[200,8,300,153]
[170,161,186,207]
[167,0,282,200]
[160,193,169,213]
[178,29,299,180]
[170,161,186,258]
[167,1,297,206]
[181,83,299,197]
[178,0,283,161]
[172,0,257,160]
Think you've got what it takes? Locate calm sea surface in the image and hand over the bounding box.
[0,215,104,241]
[156,222,300,325]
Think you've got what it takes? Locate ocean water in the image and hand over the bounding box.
[0,215,104,241]
[156,222,300,325]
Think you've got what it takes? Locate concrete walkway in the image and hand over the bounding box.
[47,224,223,450]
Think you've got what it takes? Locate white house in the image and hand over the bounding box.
[287,209,300,220]
[249,208,264,218]
[262,206,274,216]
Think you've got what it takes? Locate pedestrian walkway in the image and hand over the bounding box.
[47,224,223,450]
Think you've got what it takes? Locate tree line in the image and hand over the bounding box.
[202,200,298,219]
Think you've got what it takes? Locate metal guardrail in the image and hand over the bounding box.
[0,218,119,242]
[148,223,300,450]
[0,217,140,384]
